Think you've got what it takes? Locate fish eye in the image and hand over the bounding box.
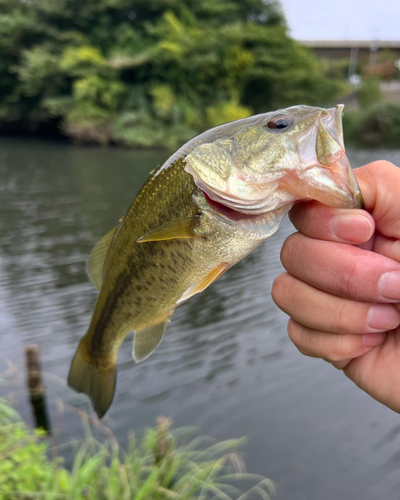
[266,114,292,132]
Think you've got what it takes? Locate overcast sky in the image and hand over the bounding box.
[279,0,400,41]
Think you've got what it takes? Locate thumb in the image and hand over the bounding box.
[355,161,400,240]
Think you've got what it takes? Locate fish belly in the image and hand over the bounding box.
[101,227,260,343]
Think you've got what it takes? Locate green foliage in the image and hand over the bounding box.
[0,399,69,499]
[343,102,400,147]
[15,46,62,97]
[0,400,276,499]
[0,0,344,148]
[357,79,382,110]
[207,100,252,127]
[150,83,175,118]
[61,46,107,73]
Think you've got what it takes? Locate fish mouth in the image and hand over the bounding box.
[189,104,363,217]
[288,104,363,209]
[279,154,364,210]
[198,153,363,217]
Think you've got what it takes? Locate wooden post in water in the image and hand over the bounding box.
[25,345,51,433]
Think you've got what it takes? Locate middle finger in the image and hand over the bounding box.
[281,232,400,303]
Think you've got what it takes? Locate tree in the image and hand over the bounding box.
[0,0,345,148]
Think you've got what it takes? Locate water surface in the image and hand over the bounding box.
[1,139,400,500]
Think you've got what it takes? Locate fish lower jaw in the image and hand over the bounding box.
[292,159,363,209]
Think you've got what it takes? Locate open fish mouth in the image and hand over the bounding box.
[285,104,364,210]
[196,154,363,216]
[187,104,363,216]
[278,154,364,210]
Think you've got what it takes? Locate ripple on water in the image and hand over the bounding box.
[1,141,400,500]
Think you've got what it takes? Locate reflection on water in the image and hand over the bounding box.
[1,139,400,500]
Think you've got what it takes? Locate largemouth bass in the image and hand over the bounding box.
[68,104,362,417]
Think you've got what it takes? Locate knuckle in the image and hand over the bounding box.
[280,232,307,272]
[330,359,351,370]
[375,160,398,172]
[271,273,289,307]
[287,320,310,356]
[361,160,399,175]
[297,345,311,356]
[332,302,347,333]
[328,339,346,361]
[289,201,323,231]
[280,235,294,269]
[329,335,358,361]
[287,319,298,342]
[289,203,310,231]
[338,252,376,299]
[358,161,400,203]
[340,259,358,297]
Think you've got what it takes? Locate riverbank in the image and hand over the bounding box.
[0,398,274,500]
[2,102,399,150]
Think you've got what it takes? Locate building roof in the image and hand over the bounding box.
[301,40,400,49]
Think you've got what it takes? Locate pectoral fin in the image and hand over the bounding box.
[133,313,173,362]
[137,216,202,243]
[87,225,119,289]
[177,263,229,305]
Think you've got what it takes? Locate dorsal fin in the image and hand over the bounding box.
[86,225,119,289]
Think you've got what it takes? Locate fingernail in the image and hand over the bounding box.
[332,214,373,242]
[367,304,400,331]
[378,271,400,300]
[363,332,386,347]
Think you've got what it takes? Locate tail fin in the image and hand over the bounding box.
[67,338,117,419]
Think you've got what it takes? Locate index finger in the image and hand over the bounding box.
[289,202,374,244]
[281,232,400,303]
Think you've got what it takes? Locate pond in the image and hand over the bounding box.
[1,138,400,500]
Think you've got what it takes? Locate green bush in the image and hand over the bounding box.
[357,79,382,110]
[343,103,400,147]
[0,401,69,499]
[0,399,275,500]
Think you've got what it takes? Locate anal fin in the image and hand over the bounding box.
[133,313,173,362]
[177,263,229,305]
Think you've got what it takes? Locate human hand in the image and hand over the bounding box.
[272,161,400,413]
